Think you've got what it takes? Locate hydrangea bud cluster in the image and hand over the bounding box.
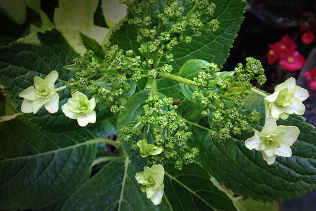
[126,0,219,70]
[120,95,199,170]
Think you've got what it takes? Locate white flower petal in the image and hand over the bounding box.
[67,99,80,112]
[274,144,292,157]
[264,147,275,157]
[44,93,59,113]
[19,86,39,101]
[21,99,33,113]
[284,97,305,115]
[245,133,261,150]
[72,91,82,100]
[262,152,276,165]
[62,103,78,119]
[261,117,277,135]
[45,71,59,89]
[275,77,296,92]
[150,184,164,205]
[264,91,280,103]
[32,98,47,114]
[151,165,164,183]
[269,103,284,119]
[34,76,44,90]
[294,86,309,101]
[88,98,96,112]
[77,111,96,127]
[276,126,299,146]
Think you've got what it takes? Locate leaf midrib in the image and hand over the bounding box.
[165,171,217,210]
[0,139,101,162]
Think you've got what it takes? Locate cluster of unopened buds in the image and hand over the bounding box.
[245,77,309,165]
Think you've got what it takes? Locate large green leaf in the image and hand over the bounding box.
[178,59,234,102]
[109,0,246,100]
[0,118,96,210]
[178,93,316,202]
[61,156,173,211]
[164,162,237,211]
[0,28,109,133]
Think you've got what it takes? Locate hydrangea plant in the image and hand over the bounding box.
[0,0,316,210]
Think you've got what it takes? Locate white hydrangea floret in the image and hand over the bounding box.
[245,117,300,165]
[135,164,165,205]
[264,77,309,120]
[19,71,59,114]
[62,91,96,127]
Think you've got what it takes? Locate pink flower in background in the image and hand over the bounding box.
[309,81,316,91]
[279,51,306,71]
[301,30,315,44]
[267,48,278,65]
[302,67,316,82]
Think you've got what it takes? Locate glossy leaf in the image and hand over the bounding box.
[109,0,246,100]
[164,162,237,211]
[0,28,108,132]
[178,59,234,102]
[0,119,96,210]
[178,93,316,202]
[61,156,173,211]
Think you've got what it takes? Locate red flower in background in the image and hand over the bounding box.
[302,67,316,82]
[301,30,315,44]
[303,68,316,92]
[279,51,306,71]
[267,49,278,64]
[267,35,306,71]
[309,81,316,91]
[269,35,296,59]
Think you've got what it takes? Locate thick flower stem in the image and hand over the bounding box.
[250,87,268,97]
[158,72,199,86]
[55,85,67,92]
[91,138,120,148]
[185,3,199,20]
[91,156,118,166]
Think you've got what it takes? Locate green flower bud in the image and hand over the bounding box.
[135,165,165,205]
[137,140,164,157]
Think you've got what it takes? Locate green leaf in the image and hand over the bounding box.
[178,59,234,102]
[0,28,108,133]
[0,119,96,210]
[61,156,173,211]
[179,93,316,202]
[117,91,151,172]
[109,0,246,100]
[164,162,237,211]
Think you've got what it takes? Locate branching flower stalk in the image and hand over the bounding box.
[16,0,311,206]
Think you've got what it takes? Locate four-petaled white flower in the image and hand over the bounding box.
[19,71,59,114]
[245,117,300,165]
[62,91,96,127]
[135,165,165,205]
[264,77,309,120]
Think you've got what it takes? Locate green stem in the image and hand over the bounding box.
[55,86,67,92]
[92,156,117,166]
[91,138,120,148]
[151,78,158,97]
[185,3,199,20]
[250,87,268,97]
[99,68,119,73]
[158,72,199,86]
[87,72,99,80]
